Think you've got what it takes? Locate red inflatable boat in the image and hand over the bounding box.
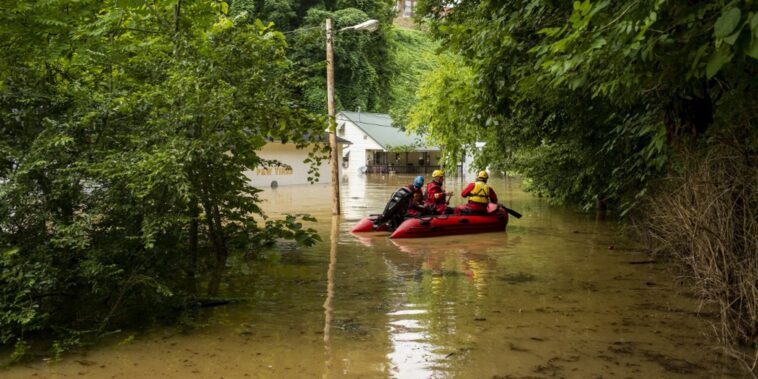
[350,187,518,238]
[351,215,390,233]
[389,206,508,239]
[351,204,509,238]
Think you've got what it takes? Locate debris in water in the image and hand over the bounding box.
[509,343,529,352]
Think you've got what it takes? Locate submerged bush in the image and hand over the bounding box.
[644,144,757,370]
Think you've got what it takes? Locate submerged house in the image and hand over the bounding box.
[336,111,445,175]
[244,133,351,188]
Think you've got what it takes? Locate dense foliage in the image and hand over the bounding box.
[388,27,441,129]
[232,0,398,114]
[408,0,757,212]
[0,1,323,356]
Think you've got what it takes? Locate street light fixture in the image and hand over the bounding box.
[340,19,380,32]
[326,18,379,215]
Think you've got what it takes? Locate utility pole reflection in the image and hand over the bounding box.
[323,215,339,376]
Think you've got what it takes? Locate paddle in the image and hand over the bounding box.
[441,192,456,215]
[500,204,522,219]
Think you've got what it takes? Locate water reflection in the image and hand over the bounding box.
[386,304,444,379]
[378,234,519,378]
[323,215,338,376]
[385,233,508,378]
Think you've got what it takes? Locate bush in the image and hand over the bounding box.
[643,143,757,371]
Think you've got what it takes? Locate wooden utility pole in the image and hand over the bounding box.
[326,18,341,215]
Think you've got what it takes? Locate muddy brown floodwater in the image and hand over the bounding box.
[2,174,748,378]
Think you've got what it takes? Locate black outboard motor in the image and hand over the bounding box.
[373,186,413,230]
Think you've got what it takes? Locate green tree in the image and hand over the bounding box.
[289,7,396,113]
[230,0,398,114]
[388,27,440,129]
[409,0,757,211]
[0,0,321,353]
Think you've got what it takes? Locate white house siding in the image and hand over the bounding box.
[337,114,383,175]
[244,142,334,187]
[461,142,487,181]
[461,151,476,181]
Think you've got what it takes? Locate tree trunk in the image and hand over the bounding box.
[173,0,183,56]
[199,185,228,296]
[664,83,713,145]
[596,197,607,221]
[188,199,199,295]
[210,203,227,265]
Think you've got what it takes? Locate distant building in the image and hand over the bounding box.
[337,111,449,175]
[244,134,351,187]
[396,0,452,19]
[397,0,417,17]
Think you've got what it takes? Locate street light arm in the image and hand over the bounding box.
[338,19,380,32]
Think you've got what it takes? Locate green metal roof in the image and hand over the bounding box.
[339,111,438,151]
